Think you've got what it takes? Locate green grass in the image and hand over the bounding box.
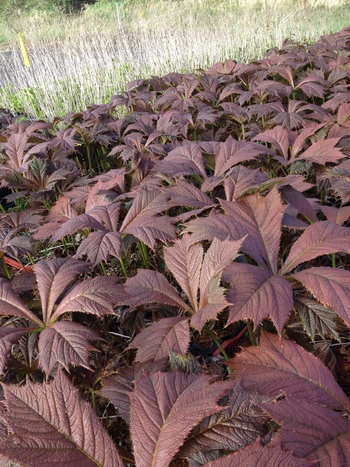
[1,0,350,120]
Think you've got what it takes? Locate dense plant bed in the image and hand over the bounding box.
[0,28,350,467]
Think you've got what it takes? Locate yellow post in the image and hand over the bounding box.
[18,32,30,68]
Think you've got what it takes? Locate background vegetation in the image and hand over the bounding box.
[1,0,350,120]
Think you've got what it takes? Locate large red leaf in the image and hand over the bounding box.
[124,269,189,310]
[179,379,271,456]
[190,284,228,332]
[51,213,106,243]
[36,195,78,223]
[2,132,33,170]
[0,229,34,258]
[280,221,350,275]
[223,165,268,201]
[163,179,215,210]
[33,220,65,241]
[164,235,244,331]
[129,370,232,467]
[290,123,325,160]
[261,399,350,466]
[199,237,245,309]
[0,278,42,326]
[0,370,123,467]
[120,185,176,249]
[99,359,168,424]
[214,136,269,177]
[253,126,291,159]
[51,276,125,322]
[229,332,350,412]
[91,168,126,194]
[200,175,225,194]
[99,372,133,424]
[74,231,122,267]
[34,258,89,324]
[337,101,350,125]
[296,75,328,98]
[184,213,259,262]
[191,237,244,331]
[318,159,350,205]
[85,180,115,212]
[223,263,293,334]
[293,138,344,165]
[184,447,222,466]
[203,439,313,467]
[128,316,190,362]
[292,267,350,327]
[294,296,339,341]
[88,202,121,232]
[153,141,208,179]
[164,235,203,311]
[38,321,101,374]
[221,187,287,274]
[320,205,350,225]
[281,185,318,223]
[66,204,123,266]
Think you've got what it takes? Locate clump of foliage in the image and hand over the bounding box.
[0,28,350,467]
